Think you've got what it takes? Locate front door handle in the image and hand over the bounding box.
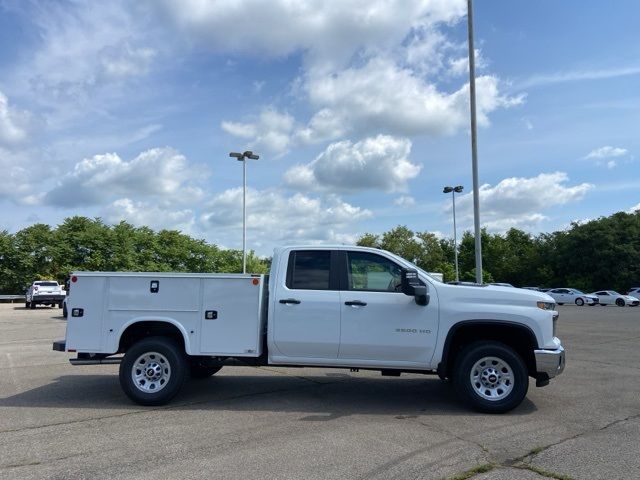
[279,298,301,305]
[345,300,367,307]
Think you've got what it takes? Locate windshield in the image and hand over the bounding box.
[571,289,584,294]
[36,282,59,287]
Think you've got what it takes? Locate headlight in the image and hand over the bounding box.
[537,301,555,310]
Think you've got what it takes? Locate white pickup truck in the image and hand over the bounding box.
[53,245,565,413]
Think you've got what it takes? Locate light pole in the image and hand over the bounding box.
[229,150,259,273]
[467,0,483,284]
[443,186,463,282]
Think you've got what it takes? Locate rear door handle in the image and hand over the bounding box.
[279,298,301,305]
[345,300,367,307]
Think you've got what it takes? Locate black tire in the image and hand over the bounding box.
[119,337,187,406]
[575,298,584,306]
[62,303,67,318]
[616,298,625,307]
[58,302,63,309]
[453,341,529,414]
[30,302,36,309]
[190,363,222,379]
[557,303,564,305]
[25,301,30,308]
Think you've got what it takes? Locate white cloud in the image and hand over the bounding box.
[284,135,421,193]
[99,42,156,79]
[104,198,195,232]
[8,1,156,117]
[394,196,416,207]
[221,108,295,155]
[44,147,206,207]
[299,59,524,141]
[453,172,593,232]
[627,203,640,214]
[209,2,520,153]
[220,121,257,139]
[583,146,629,169]
[0,90,33,146]
[225,61,524,154]
[517,66,640,89]
[446,49,486,77]
[200,187,372,250]
[584,146,628,159]
[0,147,36,203]
[157,0,466,68]
[482,213,549,232]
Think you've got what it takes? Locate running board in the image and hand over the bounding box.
[70,357,122,366]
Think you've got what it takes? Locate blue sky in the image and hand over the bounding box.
[0,0,638,255]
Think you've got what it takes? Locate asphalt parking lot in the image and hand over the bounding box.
[0,303,639,480]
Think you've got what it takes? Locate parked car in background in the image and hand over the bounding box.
[591,290,640,307]
[25,280,66,309]
[627,287,640,301]
[547,288,599,306]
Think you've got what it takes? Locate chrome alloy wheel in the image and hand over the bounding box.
[131,351,171,393]
[470,356,514,401]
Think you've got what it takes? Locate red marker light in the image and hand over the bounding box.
[71,276,78,283]
[252,278,259,286]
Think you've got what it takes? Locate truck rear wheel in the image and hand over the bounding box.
[453,341,528,413]
[119,337,187,406]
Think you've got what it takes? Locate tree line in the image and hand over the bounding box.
[0,216,269,294]
[1,211,638,294]
[356,210,640,292]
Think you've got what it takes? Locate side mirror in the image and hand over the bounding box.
[401,268,429,306]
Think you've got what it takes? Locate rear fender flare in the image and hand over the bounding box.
[113,317,193,355]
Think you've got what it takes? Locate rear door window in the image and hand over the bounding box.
[286,251,332,290]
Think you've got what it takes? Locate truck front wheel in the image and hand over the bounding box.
[453,341,528,413]
[119,337,187,406]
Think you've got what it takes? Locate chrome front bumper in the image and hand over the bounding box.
[534,344,565,384]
